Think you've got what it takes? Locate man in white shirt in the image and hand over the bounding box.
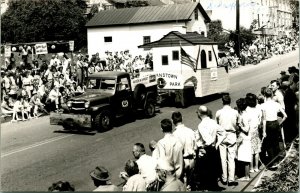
[215,94,239,186]
[132,143,157,185]
[195,105,225,191]
[152,119,184,179]
[270,80,285,109]
[171,111,196,188]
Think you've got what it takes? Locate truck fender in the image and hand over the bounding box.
[90,103,111,113]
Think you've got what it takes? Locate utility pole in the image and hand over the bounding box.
[236,0,240,57]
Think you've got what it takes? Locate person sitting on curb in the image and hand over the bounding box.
[90,166,119,192]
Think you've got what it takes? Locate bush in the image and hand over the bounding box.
[256,141,299,192]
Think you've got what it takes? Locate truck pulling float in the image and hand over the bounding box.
[50,31,229,131]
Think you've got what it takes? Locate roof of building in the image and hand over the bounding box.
[138,31,218,48]
[86,2,210,27]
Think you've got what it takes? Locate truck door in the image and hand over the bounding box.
[115,76,133,116]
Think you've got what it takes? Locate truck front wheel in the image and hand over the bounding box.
[144,101,155,118]
[94,110,112,131]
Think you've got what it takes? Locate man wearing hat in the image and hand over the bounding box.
[279,71,289,84]
[156,158,186,191]
[90,166,118,191]
[288,66,298,85]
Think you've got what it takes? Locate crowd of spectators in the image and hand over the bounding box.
[1,49,153,122]
[219,36,299,70]
[48,65,298,192]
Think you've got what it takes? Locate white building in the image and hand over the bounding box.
[198,0,293,38]
[86,2,211,57]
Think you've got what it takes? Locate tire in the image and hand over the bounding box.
[134,84,146,102]
[144,100,155,117]
[94,110,112,131]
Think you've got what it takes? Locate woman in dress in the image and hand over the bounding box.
[236,98,251,181]
[246,93,262,172]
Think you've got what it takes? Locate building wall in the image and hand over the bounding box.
[186,7,208,36]
[197,0,293,37]
[87,22,189,57]
[87,7,209,58]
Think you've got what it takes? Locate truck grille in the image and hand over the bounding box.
[72,101,85,109]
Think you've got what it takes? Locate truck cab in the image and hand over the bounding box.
[50,71,157,131]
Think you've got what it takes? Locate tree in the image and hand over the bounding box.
[87,4,99,20]
[1,0,87,50]
[229,27,256,47]
[207,20,230,50]
[107,0,149,8]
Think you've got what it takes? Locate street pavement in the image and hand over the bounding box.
[1,50,299,191]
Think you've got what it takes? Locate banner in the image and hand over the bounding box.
[35,43,48,55]
[4,45,11,57]
[210,67,218,81]
[69,40,74,52]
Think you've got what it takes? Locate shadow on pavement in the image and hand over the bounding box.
[53,130,96,135]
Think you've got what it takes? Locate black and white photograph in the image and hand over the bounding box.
[0,0,299,191]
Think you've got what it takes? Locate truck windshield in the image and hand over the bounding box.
[86,78,116,93]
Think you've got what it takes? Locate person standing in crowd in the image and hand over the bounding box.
[236,98,251,181]
[76,55,84,85]
[215,94,239,186]
[90,166,118,191]
[281,81,298,143]
[122,159,147,191]
[279,71,290,84]
[195,105,225,191]
[270,80,285,109]
[288,66,298,85]
[156,158,186,191]
[260,88,287,168]
[152,119,184,179]
[132,143,157,186]
[171,111,196,189]
[290,74,299,93]
[245,93,262,173]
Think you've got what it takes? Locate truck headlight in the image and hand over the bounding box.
[67,101,72,107]
[84,101,90,108]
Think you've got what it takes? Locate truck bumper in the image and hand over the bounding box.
[50,113,92,128]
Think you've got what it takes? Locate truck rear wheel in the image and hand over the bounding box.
[144,100,155,117]
[134,84,146,102]
[94,110,112,132]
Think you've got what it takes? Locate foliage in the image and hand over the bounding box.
[229,27,256,47]
[256,142,299,192]
[107,0,149,8]
[207,20,229,50]
[87,4,99,20]
[250,19,258,30]
[1,0,87,50]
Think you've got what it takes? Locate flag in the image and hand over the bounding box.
[180,47,196,72]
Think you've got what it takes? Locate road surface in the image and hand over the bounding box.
[1,50,298,191]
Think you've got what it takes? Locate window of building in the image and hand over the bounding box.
[104,36,112,43]
[194,9,198,20]
[162,55,168,65]
[172,51,179,60]
[143,36,151,44]
[208,51,212,61]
